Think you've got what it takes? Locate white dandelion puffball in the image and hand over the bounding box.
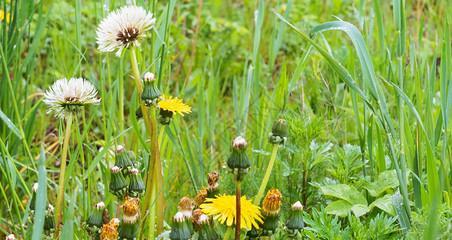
[44,78,100,119]
[96,5,156,56]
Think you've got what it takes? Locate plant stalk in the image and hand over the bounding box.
[129,47,163,237]
[235,180,241,240]
[254,144,279,205]
[54,113,73,236]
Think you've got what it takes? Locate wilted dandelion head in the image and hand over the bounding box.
[100,218,120,240]
[262,189,282,216]
[96,5,156,56]
[158,95,192,116]
[121,197,140,224]
[43,78,100,119]
[200,194,263,230]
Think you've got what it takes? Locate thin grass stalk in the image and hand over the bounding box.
[54,113,73,236]
[254,144,279,205]
[129,47,163,237]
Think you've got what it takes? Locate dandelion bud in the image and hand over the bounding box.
[158,109,173,125]
[141,72,161,106]
[246,227,260,240]
[169,212,193,240]
[207,171,219,197]
[157,95,191,125]
[285,201,304,236]
[44,204,55,230]
[269,118,288,145]
[109,166,128,197]
[192,209,220,240]
[87,201,106,228]
[227,136,251,180]
[30,182,39,211]
[5,234,16,240]
[114,145,133,169]
[128,168,145,197]
[100,218,120,240]
[261,189,282,235]
[122,197,140,224]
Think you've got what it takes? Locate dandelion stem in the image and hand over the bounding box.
[129,47,163,238]
[54,113,73,236]
[254,144,279,205]
[235,180,241,240]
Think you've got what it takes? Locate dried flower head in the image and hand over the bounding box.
[207,171,219,191]
[193,209,210,225]
[96,201,106,210]
[97,5,156,56]
[5,234,16,240]
[43,78,100,119]
[100,218,120,240]
[173,211,186,223]
[291,201,303,211]
[194,188,208,206]
[262,189,282,216]
[122,197,140,224]
[178,197,194,218]
[143,72,155,82]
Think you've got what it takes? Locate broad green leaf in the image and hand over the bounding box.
[351,204,370,218]
[325,200,352,217]
[370,194,396,216]
[365,170,399,197]
[320,184,367,205]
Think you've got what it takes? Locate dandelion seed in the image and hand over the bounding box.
[43,78,100,119]
[96,5,156,56]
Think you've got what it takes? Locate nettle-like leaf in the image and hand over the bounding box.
[369,194,396,216]
[320,184,367,205]
[365,170,399,197]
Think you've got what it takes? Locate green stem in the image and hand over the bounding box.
[223,229,233,240]
[254,144,279,205]
[54,114,73,236]
[118,57,125,142]
[129,47,163,238]
[235,180,241,240]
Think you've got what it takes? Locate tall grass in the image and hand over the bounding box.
[0,0,450,239]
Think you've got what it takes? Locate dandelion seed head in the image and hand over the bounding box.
[96,5,156,56]
[43,78,100,119]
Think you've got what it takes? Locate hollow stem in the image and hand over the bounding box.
[254,144,279,205]
[235,180,241,240]
[129,47,163,238]
[54,113,73,236]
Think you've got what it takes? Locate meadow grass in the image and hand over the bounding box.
[0,0,451,239]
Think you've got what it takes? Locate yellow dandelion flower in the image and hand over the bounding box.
[0,10,11,23]
[200,194,263,230]
[158,95,191,116]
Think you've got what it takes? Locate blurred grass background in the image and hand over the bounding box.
[0,0,451,239]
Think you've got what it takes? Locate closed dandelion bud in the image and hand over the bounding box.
[44,204,55,230]
[100,218,120,240]
[158,109,173,125]
[227,136,250,180]
[246,227,260,239]
[114,145,133,169]
[87,202,106,228]
[169,212,192,240]
[285,201,304,236]
[261,189,282,235]
[5,234,16,240]
[30,182,39,211]
[193,209,220,240]
[122,197,140,224]
[109,166,128,197]
[128,168,144,197]
[269,119,288,145]
[141,72,161,106]
[194,188,208,207]
[119,222,139,239]
[207,171,219,197]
